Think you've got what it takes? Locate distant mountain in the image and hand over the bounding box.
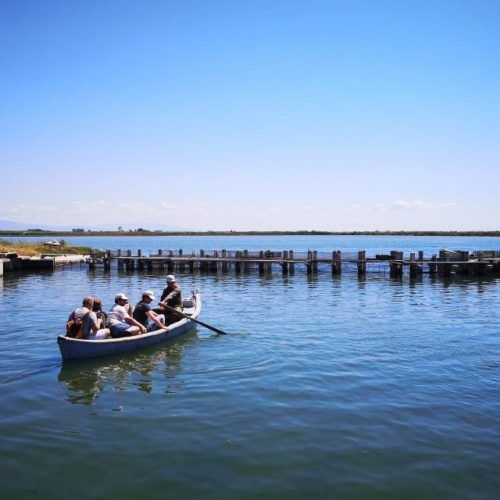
[0,219,75,231]
[0,219,190,232]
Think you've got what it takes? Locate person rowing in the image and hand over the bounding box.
[158,275,183,325]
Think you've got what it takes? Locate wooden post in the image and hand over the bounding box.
[117,249,122,257]
[389,250,396,275]
[215,250,220,272]
[428,254,437,274]
[103,250,111,271]
[235,251,241,273]
[282,250,289,275]
[221,249,228,272]
[167,250,174,272]
[306,250,312,275]
[332,250,342,275]
[390,251,403,276]
[243,250,250,272]
[289,250,294,274]
[259,251,265,274]
[459,251,469,275]
[409,252,419,277]
[156,259,162,272]
[357,250,366,275]
[137,249,142,257]
[158,249,163,256]
[178,249,185,272]
[125,250,132,271]
[477,252,485,275]
[211,250,218,272]
[439,249,451,277]
[200,249,206,271]
[312,250,318,274]
[264,250,270,273]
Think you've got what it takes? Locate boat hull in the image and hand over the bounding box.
[57,293,200,361]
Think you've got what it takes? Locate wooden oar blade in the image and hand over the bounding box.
[163,304,227,335]
[190,317,227,335]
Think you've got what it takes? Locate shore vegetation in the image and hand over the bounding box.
[0,239,95,257]
[0,230,499,237]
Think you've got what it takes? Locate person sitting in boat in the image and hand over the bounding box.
[124,299,134,317]
[107,293,147,338]
[92,297,107,326]
[133,290,166,332]
[68,296,109,339]
[159,275,183,325]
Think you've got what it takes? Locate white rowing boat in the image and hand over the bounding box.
[57,292,201,361]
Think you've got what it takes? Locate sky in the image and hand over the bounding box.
[0,0,499,231]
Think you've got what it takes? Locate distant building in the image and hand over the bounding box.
[72,228,85,233]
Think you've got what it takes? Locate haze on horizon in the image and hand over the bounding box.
[0,1,498,232]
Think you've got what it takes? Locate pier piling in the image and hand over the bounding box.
[87,247,499,280]
[357,251,366,275]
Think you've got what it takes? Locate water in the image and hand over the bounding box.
[4,233,500,255]
[0,236,499,498]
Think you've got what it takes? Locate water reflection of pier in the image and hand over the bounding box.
[58,333,195,405]
[89,248,500,278]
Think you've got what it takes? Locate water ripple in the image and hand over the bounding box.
[0,260,499,497]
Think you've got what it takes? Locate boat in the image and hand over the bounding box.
[44,240,61,247]
[57,292,201,361]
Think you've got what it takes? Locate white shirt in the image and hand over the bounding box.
[107,304,130,326]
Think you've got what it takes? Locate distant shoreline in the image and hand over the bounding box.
[1,230,499,237]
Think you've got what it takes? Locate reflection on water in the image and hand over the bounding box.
[58,331,196,405]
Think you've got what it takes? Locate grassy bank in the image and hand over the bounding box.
[0,239,95,257]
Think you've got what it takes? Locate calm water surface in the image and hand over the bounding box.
[0,236,499,499]
[5,233,500,254]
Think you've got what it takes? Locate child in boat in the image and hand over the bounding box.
[92,297,107,325]
[92,297,111,339]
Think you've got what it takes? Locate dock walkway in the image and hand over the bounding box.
[89,248,500,278]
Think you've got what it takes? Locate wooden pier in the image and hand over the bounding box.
[0,252,88,274]
[88,248,500,278]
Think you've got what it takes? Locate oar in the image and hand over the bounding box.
[163,304,227,335]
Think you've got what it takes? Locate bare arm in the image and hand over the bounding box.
[160,288,180,305]
[146,310,165,329]
[90,318,100,333]
[125,315,147,333]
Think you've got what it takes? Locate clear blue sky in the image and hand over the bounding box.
[0,0,498,230]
